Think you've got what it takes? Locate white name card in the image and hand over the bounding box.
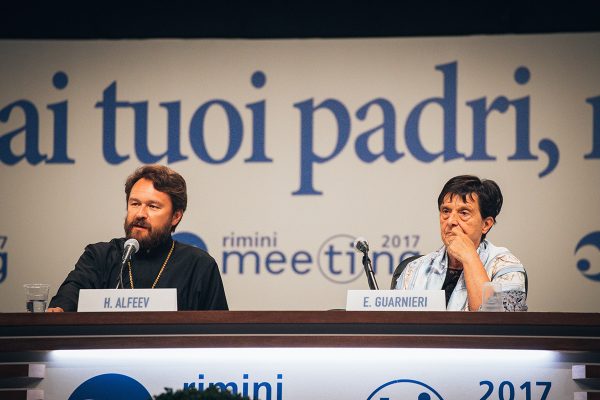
[346,289,446,311]
[77,289,177,312]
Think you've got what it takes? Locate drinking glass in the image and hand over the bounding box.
[24,283,50,313]
[480,281,504,312]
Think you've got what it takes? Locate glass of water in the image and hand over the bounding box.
[24,283,50,312]
[480,281,504,312]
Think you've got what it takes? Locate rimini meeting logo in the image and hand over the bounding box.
[367,379,445,400]
[176,231,422,284]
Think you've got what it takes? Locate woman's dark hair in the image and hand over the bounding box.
[437,175,503,240]
[125,164,187,216]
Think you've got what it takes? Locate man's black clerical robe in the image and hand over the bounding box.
[49,237,228,311]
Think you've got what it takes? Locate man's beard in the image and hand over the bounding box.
[124,217,172,250]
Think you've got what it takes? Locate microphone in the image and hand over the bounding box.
[353,237,379,290]
[354,237,369,253]
[116,238,139,289]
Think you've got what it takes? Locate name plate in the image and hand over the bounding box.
[77,289,177,312]
[346,289,446,311]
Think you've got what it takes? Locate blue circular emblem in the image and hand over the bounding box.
[68,373,151,400]
[367,379,445,400]
[172,232,208,252]
[575,231,600,281]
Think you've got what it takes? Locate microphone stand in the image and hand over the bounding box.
[361,253,379,290]
[116,247,132,289]
[116,259,127,289]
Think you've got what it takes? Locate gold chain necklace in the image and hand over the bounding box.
[128,241,175,289]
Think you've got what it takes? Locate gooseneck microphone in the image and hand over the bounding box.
[116,238,140,289]
[353,237,379,290]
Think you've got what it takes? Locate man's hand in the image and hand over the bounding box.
[46,307,64,312]
[445,226,479,266]
[445,225,490,311]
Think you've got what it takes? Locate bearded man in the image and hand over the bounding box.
[48,165,228,312]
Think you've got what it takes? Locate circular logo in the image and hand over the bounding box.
[68,373,151,400]
[367,379,445,400]
[172,231,208,252]
[575,231,600,281]
[317,234,363,284]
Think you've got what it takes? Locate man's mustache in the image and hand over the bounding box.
[130,218,151,230]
